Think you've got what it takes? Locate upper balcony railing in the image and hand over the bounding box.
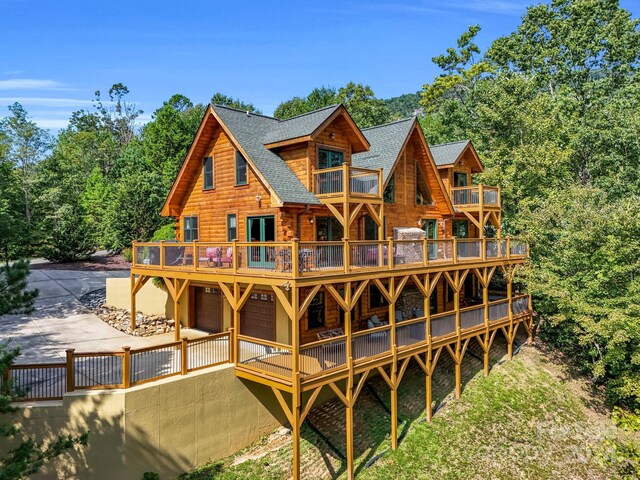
[131,237,528,279]
[312,164,382,200]
[450,184,501,209]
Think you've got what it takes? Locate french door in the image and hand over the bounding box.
[247,216,275,268]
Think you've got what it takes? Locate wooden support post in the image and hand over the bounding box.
[233,283,240,364]
[291,284,302,480]
[388,277,398,450]
[345,359,355,480]
[130,274,136,331]
[479,184,485,238]
[292,238,299,277]
[483,270,490,376]
[343,238,350,274]
[453,237,458,264]
[66,349,75,393]
[388,237,395,270]
[507,277,514,360]
[527,294,533,345]
[174,279,181,342]
[425,345,433,422]
[160,240,165,268]
[181,336,188,375]
[232,240,238,274]
[454,271,461,399]
[122,346,131,388]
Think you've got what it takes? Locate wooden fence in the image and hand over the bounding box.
[2,331,232,402]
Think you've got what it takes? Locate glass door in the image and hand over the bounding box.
[424,219,438,260]
[247,216,275,269]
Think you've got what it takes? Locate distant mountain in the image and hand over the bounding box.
[384,91,423,118]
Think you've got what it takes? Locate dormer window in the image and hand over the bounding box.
[236,151,248,186]
[318,148,344,169]
[203,156,214,190]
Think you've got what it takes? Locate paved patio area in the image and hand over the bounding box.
[0,268,200,364]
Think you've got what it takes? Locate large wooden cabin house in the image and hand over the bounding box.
[131,104,531,479]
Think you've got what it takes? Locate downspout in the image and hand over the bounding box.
[296,205,311,239]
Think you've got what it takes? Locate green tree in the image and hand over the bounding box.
[0,260,38,315]
[274,83,392,128]
[273,86,337,119]
[0,344,87,479]
[0,104,51,256]
[210,93,261,113]
[139,94,205,189]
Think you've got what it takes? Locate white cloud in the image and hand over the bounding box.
[0,79,74,91]
[0,97,95,107]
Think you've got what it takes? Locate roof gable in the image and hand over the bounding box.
[263,104,370,152]
[353,118,454,216]
[431,140,483,172]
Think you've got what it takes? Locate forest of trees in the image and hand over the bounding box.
[0,0,638,415]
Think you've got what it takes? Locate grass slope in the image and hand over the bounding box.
[180,342,632,479]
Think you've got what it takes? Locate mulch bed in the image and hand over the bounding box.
[31,254,131,271]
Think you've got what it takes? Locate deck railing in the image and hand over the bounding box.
[312,164,382,199]
[5,294,532,399]
[450,184,501,208]
[3,332,231,401]
[132,237,528,278]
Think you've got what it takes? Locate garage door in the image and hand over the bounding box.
[194,286,222,333]
[240,292,276,341]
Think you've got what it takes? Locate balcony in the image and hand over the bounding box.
[312,164,382,203]
[450,184,501,210]
[236,294,532,386]
[131,237,528,279]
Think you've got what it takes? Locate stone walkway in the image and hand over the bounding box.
[0,269,199,364]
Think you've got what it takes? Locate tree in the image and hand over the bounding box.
[274,83,392,128]
[336,82,392,128]
[273,86,337,119]
[0,104,51,255]
[418,0,640,410]
[140,94,205,189]
[0,344,87,479]
[0,260,38,315]
[210,93,261,113]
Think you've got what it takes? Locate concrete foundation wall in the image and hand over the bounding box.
[14,364,286,480]
[106,277,188,322]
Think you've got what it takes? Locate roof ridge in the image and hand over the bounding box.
[430,139,470,148]
[211,104,278,121]
[361,116,415,131]
[274,104,341,123]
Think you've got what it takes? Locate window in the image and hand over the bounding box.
[369,284,389,309]
[383,173,395,203]
[308,292,325,329]
[454,171,468,187]
[227,214,237,241]
[183,216,198,242]
[416,165,434,205]
[203,156,214,190]
[316,217,343,241]
[430,291,438,314]
[363,215,378,240]
[452,220,469,238]
[318,148,344,169]
[235,151,248,185]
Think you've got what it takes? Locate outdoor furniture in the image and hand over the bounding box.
[369,315,387,327]
[317,328,344,340]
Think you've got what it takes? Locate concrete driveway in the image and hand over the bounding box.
[0,269,183,364]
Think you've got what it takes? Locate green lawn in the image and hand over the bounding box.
[179,343,634,479]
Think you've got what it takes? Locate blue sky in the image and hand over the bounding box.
[1,0,639,131]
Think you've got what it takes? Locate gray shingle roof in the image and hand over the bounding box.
[430,140,470,167]
[352,117,415,185]
[262,105,341,145]
[212,105,321,205]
